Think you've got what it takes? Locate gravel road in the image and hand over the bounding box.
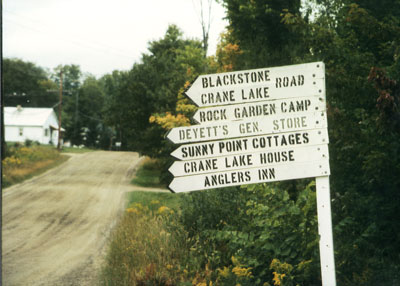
[2,151,148,285]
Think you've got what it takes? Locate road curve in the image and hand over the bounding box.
[2,151,142,285]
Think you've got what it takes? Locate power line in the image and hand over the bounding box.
[4,9,137,58]
[78,111,103,122]
[4,11,137,61]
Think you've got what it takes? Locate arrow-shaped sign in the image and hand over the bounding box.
[166,112,327,144]
[193,96,326,124]
[170,128,329,160]
[169,159,330,193]
[185,62,325,107]
[169,144,329,177]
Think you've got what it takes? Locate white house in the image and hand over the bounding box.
[4,106,64,146]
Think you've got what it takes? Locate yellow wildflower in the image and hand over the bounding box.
[183,81,191,89]
[3,156,22,167]
[149,115,156,123]
[126,207,140,215]
[149,112,191,130]
[217,266,230,278]
[272,271,286,286]
[232,266,253,278]
[157,206,170,214]
[231,256,240,266]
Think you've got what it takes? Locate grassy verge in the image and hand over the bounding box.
[127,191,181,210]
[100,191,196,286]
[101,159,219,285]
[61,146,95,153]
[131,157,166,188]
[2,145,69,188]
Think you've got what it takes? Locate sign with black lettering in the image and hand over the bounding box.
[185,62,325,107]
[193,96,325,124]
[170,128,329,160]
[169,144,329,177]
[166,112,327,144]
[169,62,337,285]
[168,160,330,193]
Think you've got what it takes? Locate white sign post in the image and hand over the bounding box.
[167,62,336,285]
[316,176,337,285]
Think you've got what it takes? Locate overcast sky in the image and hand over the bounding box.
[3,0,228,78]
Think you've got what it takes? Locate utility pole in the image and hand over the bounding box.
[48,67,73,149]
[57,69,63,150]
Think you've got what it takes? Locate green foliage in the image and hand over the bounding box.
[53,67,116,149]
[61,146,94,153]
[220,0,305,67]
[211,0,400,284]
[3,58,58,107]
[306,3,399,283]
[179,182,320,285]
[2,60,115,149]
[115,2,399,283]
[104,25,208,158]
[52,64,82,91]
[126,191,182,211]
[100,201,192,286]
[131,158,166,188]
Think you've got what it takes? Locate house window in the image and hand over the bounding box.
[44,128,49,137]
[19,127,23,136]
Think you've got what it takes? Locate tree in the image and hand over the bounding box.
[209,29,243,72]
[105,25,207,157]
[243,0,400,283]
[220,0,304,67]
[193,0,214,56]
[51,65,83,146]
[3,58,58,107]
[65,76,108,147]
[100,70,129,148]
[178,0,400,284]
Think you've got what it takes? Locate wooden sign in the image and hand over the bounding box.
[166,112,327,144]
[193,96,326,124]
[170,128,329,160]
[169,160,330,193]
[185,62,325,107]
[167,61,336,285]
[169,144,329,177]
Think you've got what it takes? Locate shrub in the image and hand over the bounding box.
[179,182,321,285]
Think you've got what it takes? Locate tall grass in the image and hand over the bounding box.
[2,144,68,187]
[127,191,181,210]
[131,157,165,188]
[61,146,94,153]
[101,199,194,286]
[101,190,252,286]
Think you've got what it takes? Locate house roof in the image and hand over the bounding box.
[5,107,57,127]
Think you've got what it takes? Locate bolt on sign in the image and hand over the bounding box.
[166,62,336,285]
